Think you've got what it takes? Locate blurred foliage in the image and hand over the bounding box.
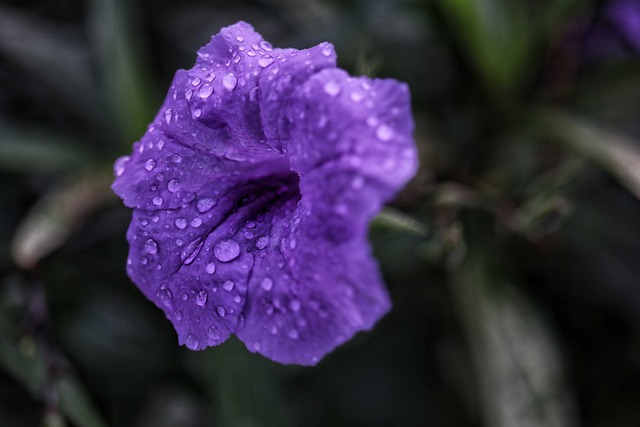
[1,0,640,426]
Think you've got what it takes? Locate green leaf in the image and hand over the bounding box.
[0,123,91,174]
[11,168,118,270]
[533,108,640,201]
[88,0,157,147]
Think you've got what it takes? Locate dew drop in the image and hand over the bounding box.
[289,299,301,312]
[172,153,183,163]
[114,156,130,176]
[350,91,363,102]
[191,217,203,228]
[199,84,213,98]
[252,341,261,351]
[167,179,181,192]
[323,81,341,96]
[247,50,256,57]
[205,262,216,274]
[258,56,274,67]
[206,72,216,81]
[185,89,193,100]
[193,108,202,118]
[191,77,201,86]
[174,309,183,321]
[255,235,269,250]
[222,73,238,90]
[222,280,234,291]
[186,334,199,350]
[260,277,273,291]
[196,290,208,307]
[174,218,187,229]
[260,41,273,51]
[376,125,394,141]
[236,35,245,42]
[245,221,256,229]
[144,159,156,171]
[207,325,220,341]
[288,329,299,340]
[214,239,240,262]
[144,239,158,254]
[164,109,172,124]
[216,306,227,317]
[322,46,332,56]
[196,198,216,213]
[152,196,163,206]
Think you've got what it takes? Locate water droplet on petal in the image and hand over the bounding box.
[255,235,269,250]
[222,73,237,90]
[288,329,299,340]
[185,89,193,100]
[191,77,201,86]
[164,109,172,124]
[236,35,245,42]
[323,81,341,96]
[167,179,181,192]
[245,221,256,229]
[252,341,261,351]
[191,217,203,228]
[289,299,301,312]
[172,153,183,163]
[322,46,332,56]
[205,262,216,274]
[207,324,220,341]
[196,290,208,307]
[114,156,130,176]
[350,91,363,102]
[216,306,227,317]
[175,218,187,229]
[193,108,202,118]
[197,198,216,213]
[199,84,213,98]
[152,196,163,206]
[144,239,158,254]
[258,56,274,67]
[174,309,183,321]
[261,277,273,291]
[376,125,393,141]
[214,239,240,262]
[186,334,199,350]
[222,280,234,291]
[145,159,156,171]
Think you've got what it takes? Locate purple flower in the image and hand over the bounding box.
[112,21,417,365]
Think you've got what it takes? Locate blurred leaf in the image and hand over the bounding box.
[88,0,157,146]
[534,108,640,201]
[371,207,427,236]
[0,122,92,174]
[453,227,578,427]
[11,168,117,270]
[0,7,104,127]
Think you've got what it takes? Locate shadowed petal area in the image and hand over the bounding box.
[112,21,418,365]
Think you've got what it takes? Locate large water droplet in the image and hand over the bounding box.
[323,81,341,97]
[114,156,130,176]
[167,179,181,192]
[258,56,274,67]
[144,239,158,254]
[255,235,269,250]
[289,299,301,312]
[222,280,234,291]
[214,239,240,262]
[222,74,237,90]
[145,159,156,171]
[261,277,273,291]
[216,306,227,317]
[174,217,187,229]
[198,84,213,98]
[186,334,199,350]
[152,196,163,206]
[196,290,208,307]
[376,125,394,141]
[197,198,216,213]
[190,217,203,228]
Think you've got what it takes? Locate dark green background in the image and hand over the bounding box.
[1,0,640,426]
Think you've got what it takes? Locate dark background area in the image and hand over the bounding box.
[2,0,640,426]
